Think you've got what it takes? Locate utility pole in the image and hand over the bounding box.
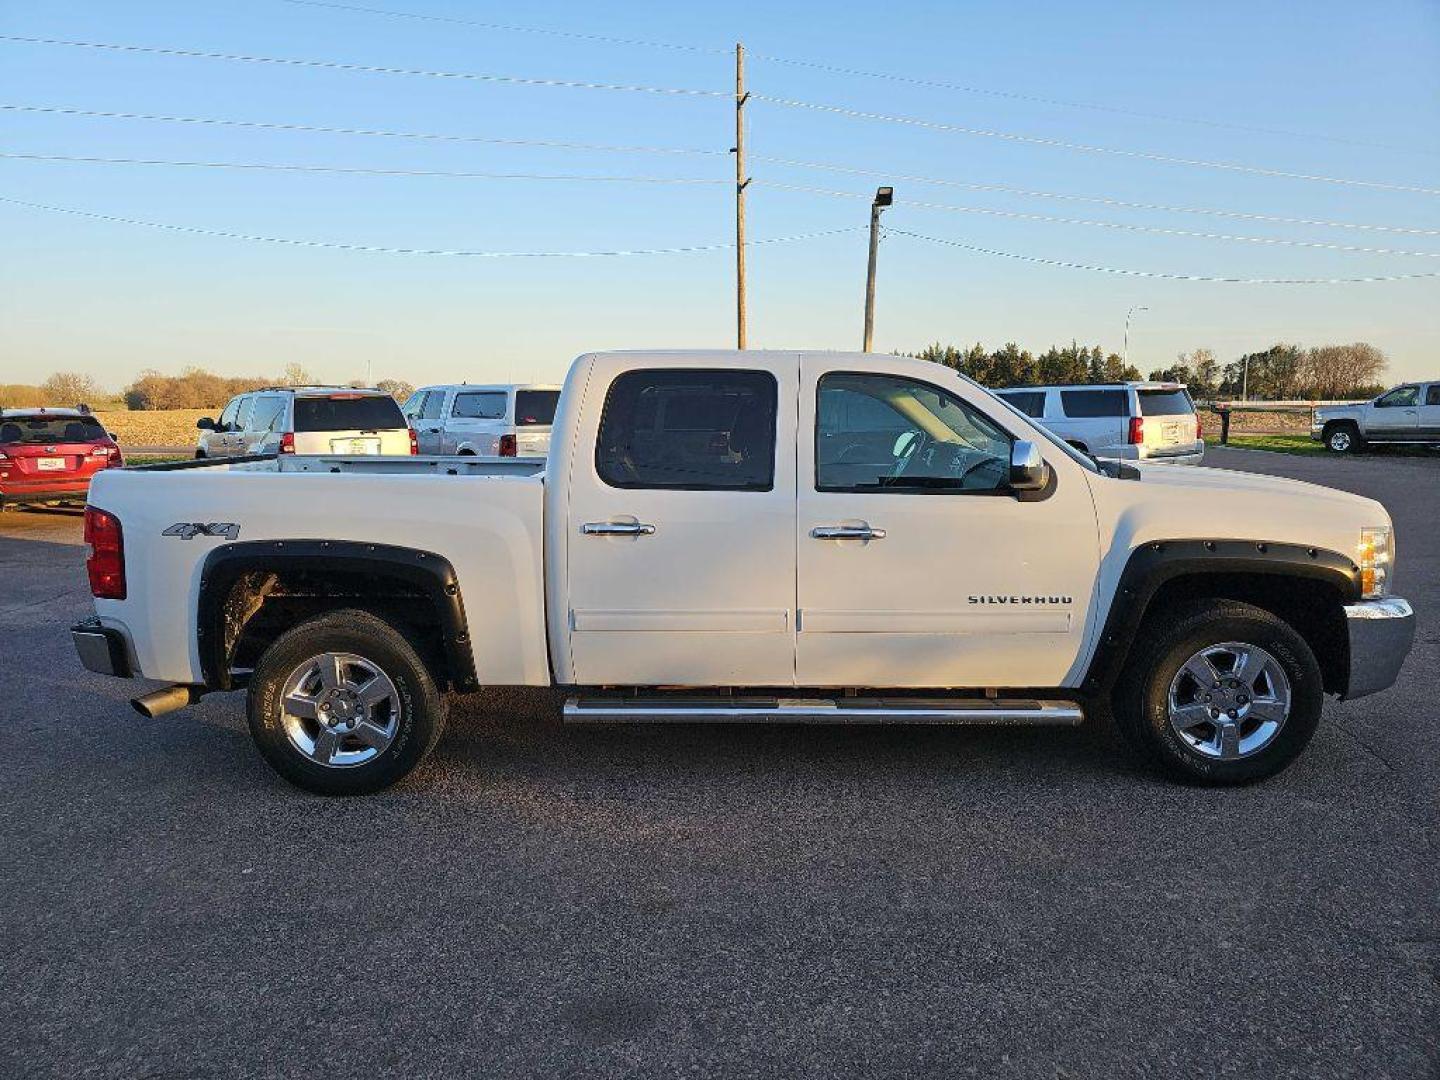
[862,186,893,352]
[733,43,749,350]
[1123,305,1148,368]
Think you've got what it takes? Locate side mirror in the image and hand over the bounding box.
[196,417,216,430]
[1009,440,1050,491]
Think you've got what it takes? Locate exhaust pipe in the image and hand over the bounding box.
[131,684,204,718]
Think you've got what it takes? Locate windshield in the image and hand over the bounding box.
[514,390,560,427]
[1138,388,1195,416]
[0,415,106,444]
[293,395,406,433]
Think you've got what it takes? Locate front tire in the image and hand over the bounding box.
[247,609,447,795]
[1113,600,1323,785]
[1324,423,1362,454]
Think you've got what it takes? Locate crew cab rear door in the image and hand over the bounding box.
[565,354,797,686]
[795,354,1101,688]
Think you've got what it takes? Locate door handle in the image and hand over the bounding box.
[811,525,886,540]
[582,522,656,536]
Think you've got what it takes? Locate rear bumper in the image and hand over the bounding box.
[0,481,91,504]
[1343,598,1415,700]
[1141,442,1205,465]
[71,617,135,678]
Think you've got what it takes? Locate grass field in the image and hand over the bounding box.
[1206,433,1437,457]
[96,409,209,448]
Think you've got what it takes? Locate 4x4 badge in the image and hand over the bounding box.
[163,522,240,540]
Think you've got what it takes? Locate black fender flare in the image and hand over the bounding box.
[197,540,477,692]
[1080,539,1360,694]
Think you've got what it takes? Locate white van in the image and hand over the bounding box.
[994,382,1204,464]
[196,388,415,458]
[403,384,561,457]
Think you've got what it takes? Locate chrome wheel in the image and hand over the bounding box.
[279,652,400,768]
[1167,641,1291,761]
[1328,429,1352,452]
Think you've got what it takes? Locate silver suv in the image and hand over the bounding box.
[196,387,414,458]
[403,384,561,457]
[995,382,1204,465]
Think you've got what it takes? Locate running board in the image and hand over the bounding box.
[563,696,1083,727]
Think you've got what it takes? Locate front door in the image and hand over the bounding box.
[565,355,797,686]
[795,355,1101,688]
[1365,385,1420,439]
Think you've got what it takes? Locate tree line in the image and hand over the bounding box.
[916,339,1390,401]
[2,367,416,410]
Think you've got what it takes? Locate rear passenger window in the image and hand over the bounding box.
[1427,385,1440,406]
[452,392,507,420]
[1061,390,1128,418]
[596,369,776,491]
[997,391,1046,418]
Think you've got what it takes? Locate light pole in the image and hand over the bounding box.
[1123,305,1148,369]
[862,186,893,353]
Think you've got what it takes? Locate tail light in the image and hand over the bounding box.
[84,505,126,599]
[409,427,419,455]
[498,434,517,457]
[107,445,124,468]
[279,432,295,454]
[1127,416,1145,445]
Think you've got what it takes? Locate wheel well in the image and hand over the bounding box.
[1323,419,1359,435]
[457,448,476,456]
[1139,573,1349,695]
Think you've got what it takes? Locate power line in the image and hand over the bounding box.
[753,95,1440,196]
[0,104,726,156]
[280,0,727,54]
[886,227,1440,284]
[8,102,1435,237]
[759,181,1440,258]
[278,0,1430,155]
[0,195,860,256]
[0,34,727,97]
[0,151,725,184]
[751,155,1440,237]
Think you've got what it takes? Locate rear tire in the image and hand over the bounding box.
[1113,600,1323,785]
[247,609,447,795]
[1324,423,1362,454]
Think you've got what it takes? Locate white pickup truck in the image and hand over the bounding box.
[72,350,1415,794]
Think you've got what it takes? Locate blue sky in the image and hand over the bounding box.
[2,0,1438,389]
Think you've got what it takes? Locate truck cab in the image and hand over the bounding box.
[72,351,1415,795]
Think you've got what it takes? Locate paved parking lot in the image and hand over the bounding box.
[2,447,1435,1079]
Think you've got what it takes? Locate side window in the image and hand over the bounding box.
[595,369,776,491]
[217,397,241,431]
[451,391,507,420]
[233,396,255,431]
[997,390,1046,418]
[1427,385,1440,406]
[1060,390,1129,418]
[419,391,446,421]
[1376,386,1419,408]
[816,373,1012,493]
[248,395,286,432]
[402,391,427,420]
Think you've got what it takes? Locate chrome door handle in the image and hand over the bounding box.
[582,522,656,536]
[811,525,886,540]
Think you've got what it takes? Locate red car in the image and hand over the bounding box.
[0,408,124,508]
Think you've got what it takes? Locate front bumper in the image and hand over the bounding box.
[1343,598,1415,699]
[71,617,134,678]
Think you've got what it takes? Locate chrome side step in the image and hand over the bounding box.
[563,696,1083,727]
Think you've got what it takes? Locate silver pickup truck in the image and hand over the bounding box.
[1312,382,1440,452]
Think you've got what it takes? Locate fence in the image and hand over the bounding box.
[1198,400,1367,442]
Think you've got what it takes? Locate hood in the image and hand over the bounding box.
[1090,463,1390,565]
[1314,402,1366,418]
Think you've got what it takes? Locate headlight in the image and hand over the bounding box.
[1358,526,1392,599]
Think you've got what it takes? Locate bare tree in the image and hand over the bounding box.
[375,379,414,402]
[280,362,313,387]
[1302,343,1388,399]
[41,371,103,405]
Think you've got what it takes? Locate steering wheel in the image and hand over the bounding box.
[955,454,1005,486]
[890,430,927,477]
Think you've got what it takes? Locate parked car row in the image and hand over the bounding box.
[195,386,415,458]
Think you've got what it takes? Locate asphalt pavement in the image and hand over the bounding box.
[2,446,1436,1079]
